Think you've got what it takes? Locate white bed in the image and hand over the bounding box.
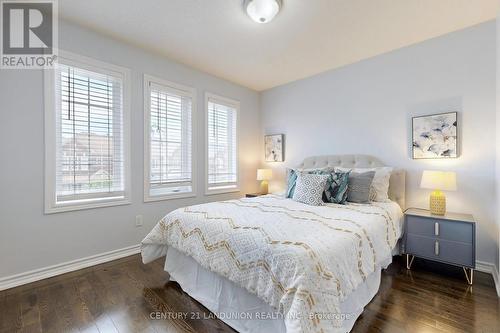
[141,155,405,333]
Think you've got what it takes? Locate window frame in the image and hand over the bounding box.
[44,50,131,214]
[143,74,197,202]
[205,92,240,195]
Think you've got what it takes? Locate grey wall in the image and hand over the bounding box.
[0,21,261,278]
[261,21,499,267]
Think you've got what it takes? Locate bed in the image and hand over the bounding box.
[141,155,405,333]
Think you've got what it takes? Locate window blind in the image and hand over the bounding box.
[55,63,125,203]
[207,97,238,191]
[148,82,193,197]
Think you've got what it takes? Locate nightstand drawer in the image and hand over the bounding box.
[406,234,474,267]
[406,216,473,244]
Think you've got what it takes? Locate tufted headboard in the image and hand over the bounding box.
[297,154,406,209]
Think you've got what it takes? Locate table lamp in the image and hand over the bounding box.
[420,170,457,215]
[257,169,272,194]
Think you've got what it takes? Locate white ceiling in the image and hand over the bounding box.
[60,0,499,91]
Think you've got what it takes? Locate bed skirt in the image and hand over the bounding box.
[164,247,393,333]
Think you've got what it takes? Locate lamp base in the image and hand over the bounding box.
[260,180,269,195]
[429,190,446,215]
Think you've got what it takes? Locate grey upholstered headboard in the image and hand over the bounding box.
[298,154,406,209]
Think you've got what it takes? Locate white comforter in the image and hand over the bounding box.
[141,195,403,333]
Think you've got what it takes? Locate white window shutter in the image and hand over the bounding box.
[206,94,239,193]
[146,79,194,199]
[45,51,130,213]
[55,63,125,203]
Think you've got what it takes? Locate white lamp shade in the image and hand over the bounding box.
[246,0,280,24]
[420,170,457,191]
[257,169,272,181]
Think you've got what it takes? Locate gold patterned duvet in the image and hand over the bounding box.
[141,195,403,333]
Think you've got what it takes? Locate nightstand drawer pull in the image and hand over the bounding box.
[435,241,439,256]
[435,222,439,236]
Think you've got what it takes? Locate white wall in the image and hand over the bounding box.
[0,21,261,278]
[261,21,499,267]
[1,18,498,280]
[496,12,500,278]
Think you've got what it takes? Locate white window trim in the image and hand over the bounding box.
[44,50,131,214]
[205,92,240,195]
[143,74,197,202]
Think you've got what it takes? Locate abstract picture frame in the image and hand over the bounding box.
[265,134,284,162]
[412,112,458,159]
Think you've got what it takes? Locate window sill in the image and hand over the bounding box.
[205,187,240,196]
[45,198,131,214]
[144,192,196,203]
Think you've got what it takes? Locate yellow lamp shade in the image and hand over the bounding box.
[420,170,457,215]
[257,169,273,181]
[420,171,457,191]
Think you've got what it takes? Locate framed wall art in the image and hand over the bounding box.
[265,134,284,162]
[412,112,458,159]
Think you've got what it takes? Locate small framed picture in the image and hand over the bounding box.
[412,112,458,159]
[265,134,284,162]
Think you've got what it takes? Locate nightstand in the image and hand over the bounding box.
[404,208,476,284]
[245,193,264,198]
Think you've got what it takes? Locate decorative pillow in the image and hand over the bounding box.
[310,170,350,204]
[292,173,330,206]
[336,166,392,202]
[346,171,376,203]
[285,168,299,198]
[286,167,332,198]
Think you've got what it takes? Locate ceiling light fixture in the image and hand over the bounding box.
[245,0,281,24]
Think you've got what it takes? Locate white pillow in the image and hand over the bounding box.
[292,172,329,206]
[336,166,393,202]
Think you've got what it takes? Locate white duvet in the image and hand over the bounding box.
[141,195,403,333]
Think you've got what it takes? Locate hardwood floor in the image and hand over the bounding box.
[1,255,498,333]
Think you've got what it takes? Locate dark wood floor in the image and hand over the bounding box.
[1,255,499,333]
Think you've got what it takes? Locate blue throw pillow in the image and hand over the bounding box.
[285,168,298,198]
[311,170,350,204]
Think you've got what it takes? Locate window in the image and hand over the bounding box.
[144,75,195,201]
[205,93,239,194]
[45,51,130,213]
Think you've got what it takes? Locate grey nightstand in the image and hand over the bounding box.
[404,208,476,284]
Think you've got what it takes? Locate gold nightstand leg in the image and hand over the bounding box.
[406,254,415,270]
[463,267,473,285]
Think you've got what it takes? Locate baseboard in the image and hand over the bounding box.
[476,261,500,297]
[0,244,141,291]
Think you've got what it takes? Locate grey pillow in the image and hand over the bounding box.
[347,171,376,203]
[292,173,329,206]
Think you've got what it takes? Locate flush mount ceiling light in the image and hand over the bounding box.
[245,0,281,24]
